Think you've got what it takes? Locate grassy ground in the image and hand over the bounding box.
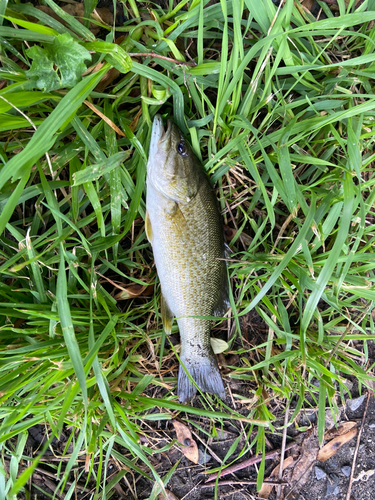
[1,0,375,498]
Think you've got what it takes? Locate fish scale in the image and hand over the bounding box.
[146,114,229,403]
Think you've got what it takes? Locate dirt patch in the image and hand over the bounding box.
[9,390,375,500]
[297,395,375,500]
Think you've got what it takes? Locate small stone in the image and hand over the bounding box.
[315,466,327,480]
[346,395,366,412]
[198,448,211,465]
[341,466,351,477]
[326,483,340,496]
[342,379,354,394]
[298,412,316,426]
[325,409,341,430]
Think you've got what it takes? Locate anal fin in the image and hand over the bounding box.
[161,292,174,335]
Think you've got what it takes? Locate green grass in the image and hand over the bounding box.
[1,0,375,498]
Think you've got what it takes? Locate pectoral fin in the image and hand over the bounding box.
[145,210,153,242]
[161,292,174,335]
[170,204,188,241]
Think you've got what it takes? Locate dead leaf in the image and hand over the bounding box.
[258,483,273,499]
[223,225,252,246]
[286,430,319,496]
[259,456,295,499]
[224,225,236,240]
[114,283,154,300]
[318,427,358,461]
[324,421,357,441]
[301,0,315,13]
[262,387,270,404]
[129,107,143,132]
[172,421,199,464]
[158,489,180,500]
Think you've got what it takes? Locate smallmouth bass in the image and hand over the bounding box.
[146,115,229,403]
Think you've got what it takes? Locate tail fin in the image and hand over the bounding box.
[177,355,225,403]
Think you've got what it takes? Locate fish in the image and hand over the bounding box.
[145,114,229,403]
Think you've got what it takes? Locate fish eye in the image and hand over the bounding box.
[177,142,188,156]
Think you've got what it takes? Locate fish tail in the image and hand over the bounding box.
[178,355,225,403]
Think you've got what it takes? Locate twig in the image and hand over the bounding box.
[185,41,195,64]
[276,404,290,500]
[205,442,297,483]
[180,480,202,500]
[190,429,223,464]
[43,477,64,499]
[128,52,196,66]
[345,392,371,500]
[201,479,288,488]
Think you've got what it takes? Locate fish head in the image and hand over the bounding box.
[147,115,200,204]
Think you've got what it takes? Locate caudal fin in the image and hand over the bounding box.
[177,356,225,403]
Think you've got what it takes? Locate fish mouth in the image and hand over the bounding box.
[149,115,172,159]
[159,120,173,146]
